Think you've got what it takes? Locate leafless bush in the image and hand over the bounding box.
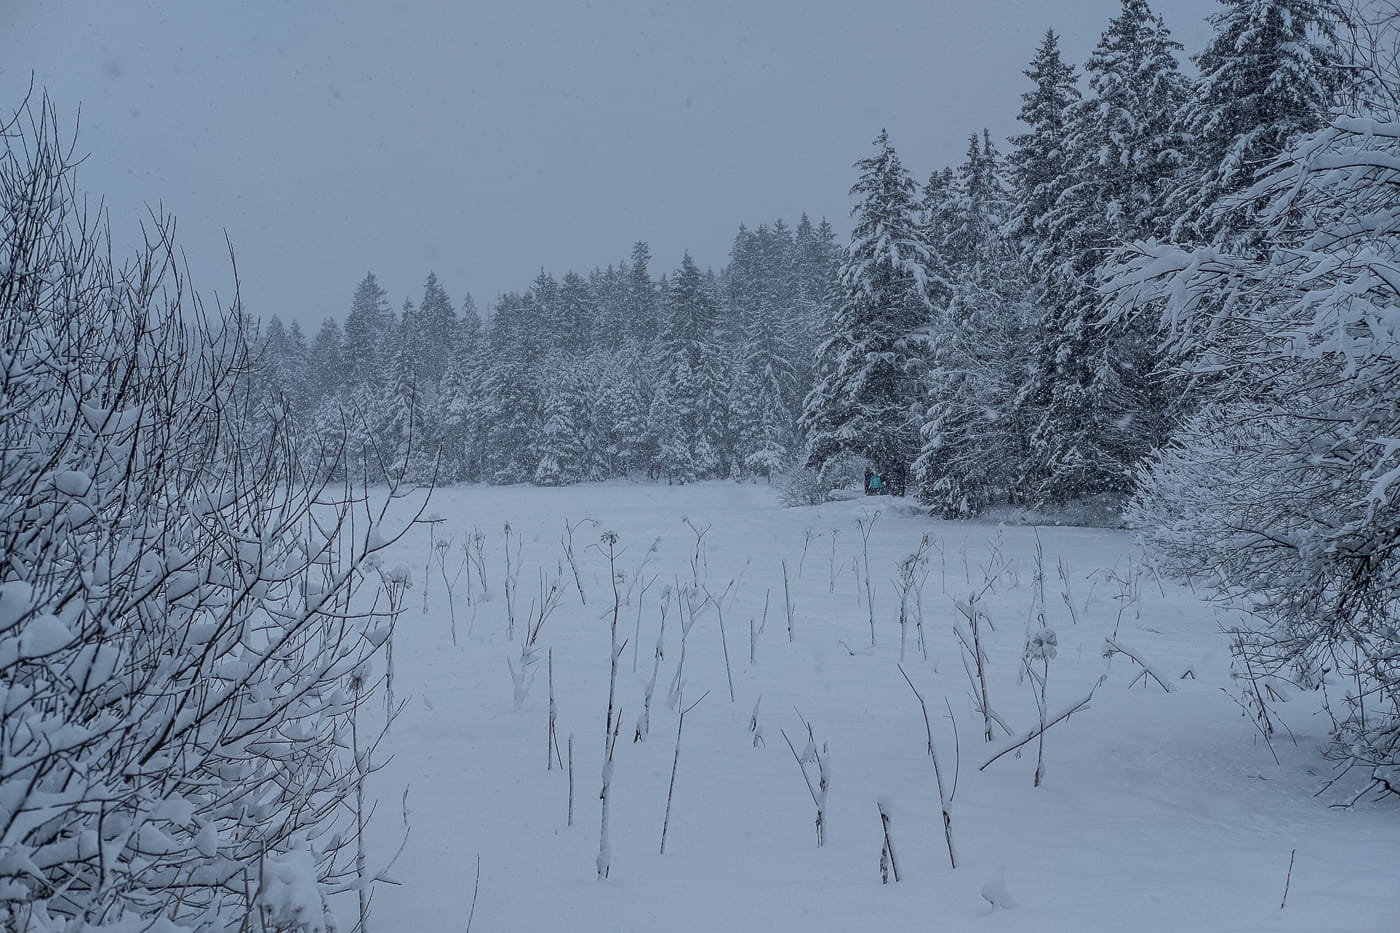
[0,93,420,930]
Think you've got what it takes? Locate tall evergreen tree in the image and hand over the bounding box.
[557,271,598,355]
[436,306,486,482]
[593,347,649,477]
[916,133,1033,515]
[342,272,393,382]
[1079,0,1192,242]
[469,292,542,481]
[381,324,431,481]
[790,214,841,402]
[1018,0,1189,501]
[943,130,1011,272]
[310,316,347,398]
[533,361,595,485]
[1168,0,1344,246]
[416,271,459,387]
[282,320,313,417]
[920,167,960,259]
[622,241,660,345]
[657,252,726,479]
[801,130,940,495]
[1007,30,1082,246]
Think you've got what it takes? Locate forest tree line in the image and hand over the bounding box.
[251,0,1364,512]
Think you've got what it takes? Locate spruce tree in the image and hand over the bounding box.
[915,133,1033,515]
[416,271,459,387]
[594,348,649,478]
[342,272,393,384]
[623,241,660,345]
[801,130,940,495]
[381,328,431,481]
[558,271,599,355]
[437,309,487,482]
[282,320,313,417]
[657,253,726,479]
[943,131,1011,272]
[1018,0,1188,501]
[1007,30,1082,246]
[310,317,347,399]
[1168,0,1343,246]
[473,292,542,482]
[790,215,841,406]
[533,362,594,485]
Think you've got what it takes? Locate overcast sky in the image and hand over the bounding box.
[6,0,1217,330]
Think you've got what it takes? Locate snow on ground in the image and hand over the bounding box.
[356,481,1399,932]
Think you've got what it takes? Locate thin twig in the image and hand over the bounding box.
[464,855,481,933]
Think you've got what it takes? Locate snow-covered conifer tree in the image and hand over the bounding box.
[915,133,1034,515]
[1007,30,1082,247]
[533,361,596,485]
[657,253,726,480]
[1016,0,1188,501]
[1168,0,1345,247]
[801,130,941,496]
[342,271,394,381]
[593,347,650,478]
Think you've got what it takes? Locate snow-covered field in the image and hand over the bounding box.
[357,481,1399,932]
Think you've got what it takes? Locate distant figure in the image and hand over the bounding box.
[867,470,883,496]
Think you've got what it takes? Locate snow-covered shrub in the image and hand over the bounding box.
[775,466,826,507]
[1114,111,1400,789]
[775,453,871,506]
[0,95,410,930]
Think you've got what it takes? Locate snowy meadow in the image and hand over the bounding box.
[354,481,1400,932]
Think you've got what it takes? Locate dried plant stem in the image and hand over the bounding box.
[979,680,1099,772]
[877,798,901,883]
[547,648,563,770]
[503,523,519,639]
[898,664,957,869]
[957,595,994,742]
[683,517,710,588]
[782,561,795,643]
[703,586,735,702]
[599,533,623,753]
[632,573,656,674]
[1103,637,1175,693]
[660,691,709,854]
[351,671,371,932]
[561,515,594,605]
[828,530,841,594]
[597,712,621,879]
[464,855,481,933]
[857,513,880,647]
[780,724,828,847]
[798,527,816,578]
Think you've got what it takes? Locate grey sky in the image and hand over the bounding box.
[6,0,1216,330]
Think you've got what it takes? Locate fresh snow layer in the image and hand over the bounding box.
[357,481,1400,932]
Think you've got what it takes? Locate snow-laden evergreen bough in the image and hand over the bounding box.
[1112,107,1400,791]
[0,96,416,930]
